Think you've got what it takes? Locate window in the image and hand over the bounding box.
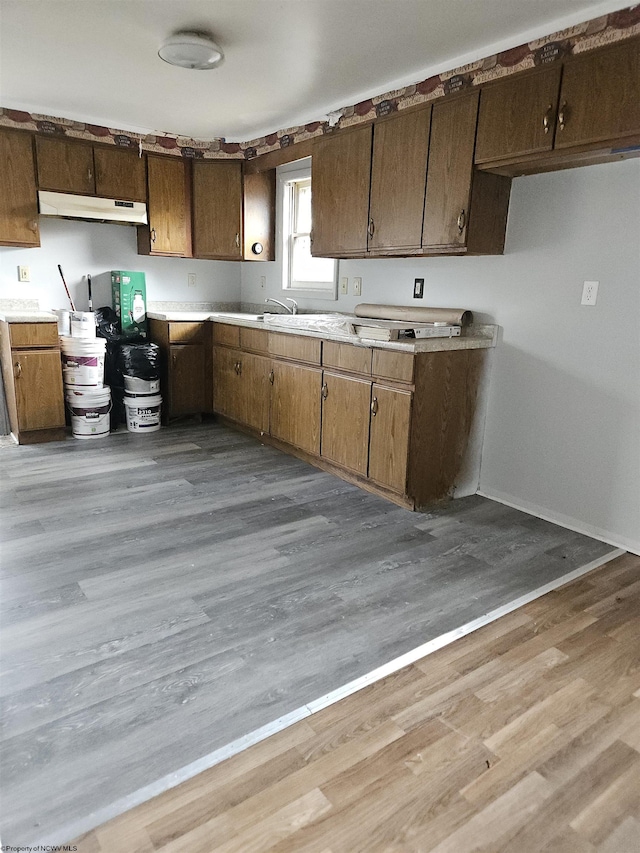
[278,159,337,297]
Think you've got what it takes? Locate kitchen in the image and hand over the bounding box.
[0,0,639,849]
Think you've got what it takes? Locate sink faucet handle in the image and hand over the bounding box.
[286,298,298,314]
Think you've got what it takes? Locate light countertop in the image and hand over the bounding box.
[0,311,58,323]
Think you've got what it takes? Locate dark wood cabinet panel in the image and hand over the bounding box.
[368,384,411,493]
[320,371,371,475]
[311,125,372,257]
[270,361,321,454]
[213,345,243,422]
[555,38,640,149]
[0,130,40,247]
[240,352,271,433]
[422,91,480,250]
[14,349,65,432]
[368,107,431,252]
[192,160,243,259]
[94,147,146,201]
[140,155,190,256]
[169,344,205,417]
[475,65,562,163]
[243,169,275,261]
[36,136,95,194]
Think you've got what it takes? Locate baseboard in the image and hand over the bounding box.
[477,486,639,556]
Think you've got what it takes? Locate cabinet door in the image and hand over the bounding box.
[368,385,412,493]
[320,372,371,475]
[94,147,147,201]
[14,350,65,431]
[243,169,275,261]
[422,91,479,250]
[213,345,243,421]
[369,107,431,251]
[555,39,640,150]
[169,345,205,416]
[192,160,243,259]
[238,352,271,433]
[36,136,95,194]
[311,125,372,256]
[144,155,189,256]
[0,130,40,247]
[271,361,321,454]
[474,65,562,164]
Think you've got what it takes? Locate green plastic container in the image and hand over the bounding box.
[111,270,147,337]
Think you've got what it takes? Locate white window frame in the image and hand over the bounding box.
[277,157,338,300]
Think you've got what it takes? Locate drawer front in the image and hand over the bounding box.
[372,349,414,384]
[212,323,241,348]
[269,332,321,365]
[10,322,59,349]
[168,322,207,344]
[323,340,372,375]
[240,327,269,354]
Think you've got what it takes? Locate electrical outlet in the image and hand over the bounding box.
[353,277,362,296]
[581,280,599,305]
[340,276,348,295]
[188,273,197,288]
[413,278,424,299]
[18,265,30,282]
[260,275,266,289]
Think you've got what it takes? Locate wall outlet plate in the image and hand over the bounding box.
[187,273,197,288]
[581,280,599,305]
[414,278,424,298]
[340,276,348,295]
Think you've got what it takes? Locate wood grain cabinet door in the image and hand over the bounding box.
[145,155,189,256]
[243,169,275,261]
[320,371,371,475]
[94,147,147,201]
[239,352,271,433]
[368,385,412,493]
[192,160,243,259]
[169,344,205,417]
[270,361,321,454]
[422,91,479,250]
[14,350,65,431]
[0,130,40,247]
[474,64,562,164]
[369,107,431,252]
[311,125,372,257]
[213,345,242,421]
[36,136,95,194]
[554,38,640,150]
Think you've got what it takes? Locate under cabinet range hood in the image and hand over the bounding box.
[38,191,148,225]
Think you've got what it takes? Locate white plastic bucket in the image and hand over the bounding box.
[60,336,106,387]
[55,309,71,336]
[123,375,160,394]
[66,386,111,440]
[70,311,96,339]
[123,393,162,433]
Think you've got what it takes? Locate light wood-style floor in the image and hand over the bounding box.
[74,551,640,853]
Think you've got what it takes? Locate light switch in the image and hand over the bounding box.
[340,277,348,295]
[18,265,30,282]
[353,277,362,296]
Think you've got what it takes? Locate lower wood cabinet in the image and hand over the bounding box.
[0,320,65,443]
[148,319,211,421]
[368,384,412,493]
[320,371,371,476]
[270,361,321,454]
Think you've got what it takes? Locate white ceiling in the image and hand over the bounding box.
[0,0,631,142]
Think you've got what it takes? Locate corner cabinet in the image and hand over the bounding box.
[0,130,40,247]
[148,319,212,421]
[192,160,243,260]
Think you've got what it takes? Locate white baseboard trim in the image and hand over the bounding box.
[477,487,639,556]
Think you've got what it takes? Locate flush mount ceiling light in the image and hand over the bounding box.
[158,31,224,70]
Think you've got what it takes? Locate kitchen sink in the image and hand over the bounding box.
[262,313,356,335]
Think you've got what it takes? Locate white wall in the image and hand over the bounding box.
[0,218,241,311]
[242,158,640,552]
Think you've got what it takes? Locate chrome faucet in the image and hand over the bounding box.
[264,297,298,314]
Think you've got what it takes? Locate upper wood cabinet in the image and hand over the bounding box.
[138,155,191,257]
[242,169,275,261]
[555,38,640,150]
[192,160,243,260]
[0,130,40,247]
[368,107,432,254]
[36,136,146,200]
[311,124,372,257]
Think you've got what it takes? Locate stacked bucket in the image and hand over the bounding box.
[59,311,111,440]
[119,347,162,434]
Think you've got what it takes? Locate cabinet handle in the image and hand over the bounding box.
[558,101,567,131]
[235,233,240,249]
[87,167,93,184]
[150,227,157,244]
[29,219,38,232]
[172,354,177,365]
[368,218,375,238]
[321,383,328,400]
[543,104,553,134]
[269,369,274,385]
[309,230,314,247]
[371,396,378,416]
[457,209,466,233]
[14,361,22,379]
[235,361,242,375]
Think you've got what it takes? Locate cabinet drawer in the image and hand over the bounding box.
[372,349,414,383]
[323,340,372,375]
[269,332,321,364]
[168,322,207,344]
[212,323,240,348]
[240,327,269,354]
[10,322,59,348]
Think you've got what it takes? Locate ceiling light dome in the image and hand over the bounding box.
[158,31,224,70]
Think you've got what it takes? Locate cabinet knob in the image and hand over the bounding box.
[235,361,242,375]
[558,101,567,131]
[368,218,375,238]
[172,354,177,365]
[14,361,22,379]
[457,209,466,234]
[268,369,274,385]
[543,105,553,135]
[371,396,378,416]
[321,383,328,400]
[150,227,157,244]
[29,219,38,232]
